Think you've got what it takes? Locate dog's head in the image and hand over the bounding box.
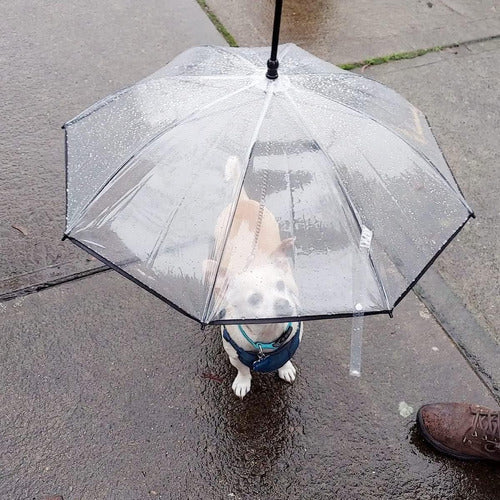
[205,238,299,322]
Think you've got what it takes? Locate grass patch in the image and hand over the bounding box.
[196,0,238,47]
[338,45,456,70]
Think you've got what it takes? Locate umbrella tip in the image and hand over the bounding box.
[266,59,279,80]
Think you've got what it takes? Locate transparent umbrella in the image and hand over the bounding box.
[63,1,473,372]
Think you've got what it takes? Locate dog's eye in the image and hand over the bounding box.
[248,292,263,306]
[276,280,285,291]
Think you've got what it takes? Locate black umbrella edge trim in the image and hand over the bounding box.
[390,212,474,313]
[64,236,394,326]
[64,236,202,325]
[64,213,472,327]
[63,127,69,237]
[209,309,392,326]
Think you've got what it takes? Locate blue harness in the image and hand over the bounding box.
[223,322,302,373]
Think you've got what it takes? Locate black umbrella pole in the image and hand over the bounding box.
[266,0,283,79]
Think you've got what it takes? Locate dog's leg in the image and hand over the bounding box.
[222,331,252,398]
[278,360,296,383]
[229,356,252,398]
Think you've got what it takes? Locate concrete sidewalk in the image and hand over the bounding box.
[358,39,500,398]
[204,0,500,401]
[205,0,500,62]
[1,0,499,498]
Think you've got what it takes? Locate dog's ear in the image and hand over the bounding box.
[271,238,295,270]
[278,237,295,253]
[272,238,295,257]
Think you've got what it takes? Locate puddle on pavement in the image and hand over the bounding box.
[238,0,337,44]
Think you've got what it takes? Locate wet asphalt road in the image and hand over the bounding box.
[1,0,499,498]
[1,272,499,499]
[0,0,224,294]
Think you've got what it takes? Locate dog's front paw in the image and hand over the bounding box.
[278,361,296,383]
[232,373,252,399]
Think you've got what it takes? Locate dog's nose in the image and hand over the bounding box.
[274,298,293,316]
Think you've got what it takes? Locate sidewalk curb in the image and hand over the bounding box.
[415,268,500,404]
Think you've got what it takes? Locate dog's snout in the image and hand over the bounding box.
[274,297,293,316]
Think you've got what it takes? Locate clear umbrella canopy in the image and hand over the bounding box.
[64,43,473,325]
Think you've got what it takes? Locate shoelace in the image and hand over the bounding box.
[469,408,500,449]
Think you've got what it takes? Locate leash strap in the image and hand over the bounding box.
[237,322,292,351]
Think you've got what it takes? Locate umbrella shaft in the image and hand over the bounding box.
[266,0,283,79]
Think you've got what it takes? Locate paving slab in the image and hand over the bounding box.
[358,38,500,346]
[0,0,225,295]
[0,271,498,499]
[206,0,500,63]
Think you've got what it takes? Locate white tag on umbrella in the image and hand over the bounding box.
[350,225,373,377]
[359,225,373,249]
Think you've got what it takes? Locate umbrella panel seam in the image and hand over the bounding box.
[66,81,257,233]
[201,89,275,324]
[290,83,472,214]
[391,212,473,311]
[283,91,390,311]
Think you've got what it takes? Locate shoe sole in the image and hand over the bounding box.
[416,408,481,461]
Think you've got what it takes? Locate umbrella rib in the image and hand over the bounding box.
[201,89,275,324]
[64,87,132,128]
[146,96,246,271]
[292,83,472,214]
[65,76,254,128]
[284,91,391,311]
[353,148,424,308]
[215,44,295,78]
[146,196,186,268]
[147,75,253,81]
[357,147,437,257]
[215,45,260,71]
[216,44,294,70]
[368,253,391,311]
[283,93,364,232]
[282,143,297,263]
[67,81,257,233]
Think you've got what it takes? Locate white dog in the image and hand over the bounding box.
[204,157,303,398]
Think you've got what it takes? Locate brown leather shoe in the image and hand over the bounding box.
[417,402,500,461]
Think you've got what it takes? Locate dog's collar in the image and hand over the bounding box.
[237,322,293,352]
[223,322,301,373]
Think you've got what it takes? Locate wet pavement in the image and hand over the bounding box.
[1,272,499,499]
[206,0,500,401]
[1,0,499,498]
[359,39,500,341]
[206,0,500,62]
[0,0,224,295]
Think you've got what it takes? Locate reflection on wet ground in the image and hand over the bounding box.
[196,318,500,499]
[200,325,298,480]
